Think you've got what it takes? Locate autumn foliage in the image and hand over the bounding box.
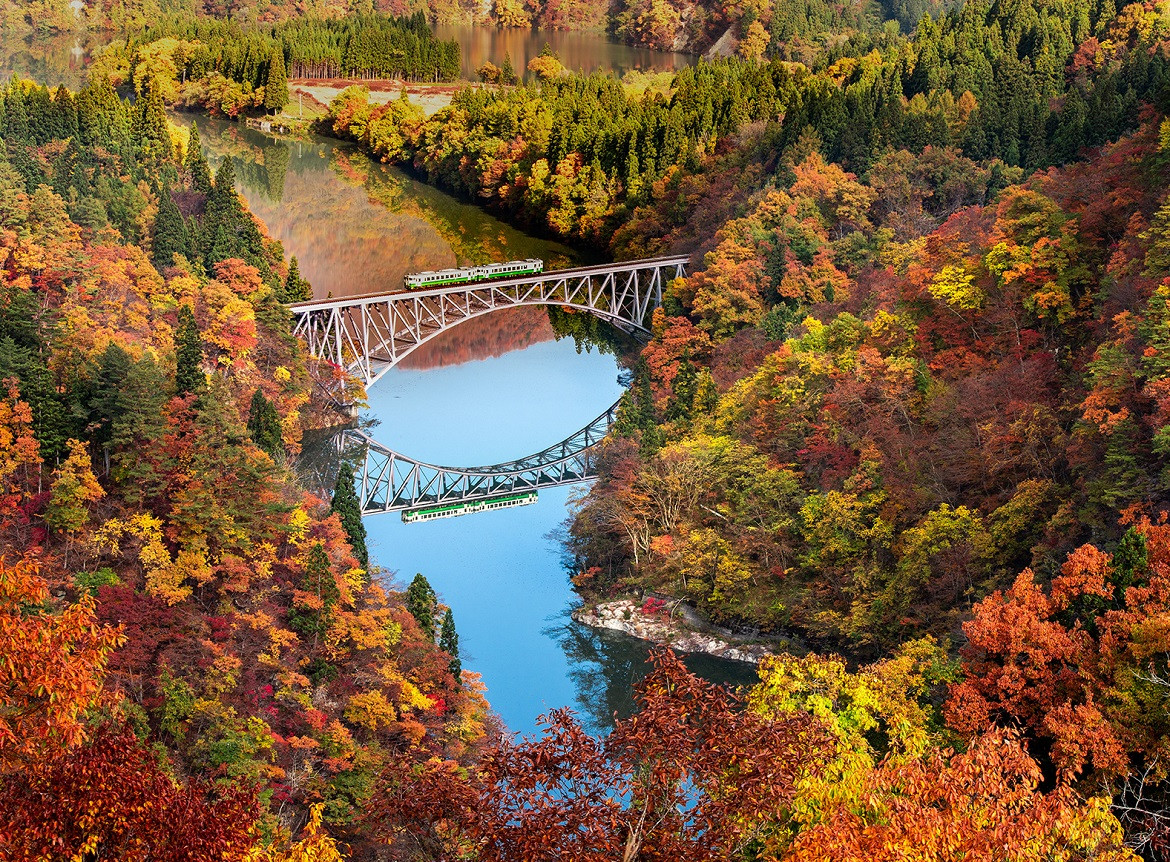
[0,75,494,858]
[372,649,830,861]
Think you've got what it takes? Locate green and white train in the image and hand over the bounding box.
[403,258,544,290]
[401,491,539,523]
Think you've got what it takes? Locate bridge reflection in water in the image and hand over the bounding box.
[331,400,620,517]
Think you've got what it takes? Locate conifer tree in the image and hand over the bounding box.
[151,187,188,271]
[132,83,172,165]
[185,122,212,199]
[281,256,311,302]
[406,573,437,641]
[330,462,368,572]
[264,47,289,114]
[501,52,517,85]
[289,543,339,643]
[87,342,132,454]
[109,356,168,501]
[439,608,461,681]
[246,388,283,461]
[174,305,204,398]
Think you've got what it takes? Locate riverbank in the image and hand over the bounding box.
[291,78,464,117]
[572,597,797,665]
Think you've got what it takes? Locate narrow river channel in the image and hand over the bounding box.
[196,119,759,735]
[0,23,756,735]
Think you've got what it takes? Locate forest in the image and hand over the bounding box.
[2,0,955,54]
[3,0,1170,857]
[328,0,1168,248]
[0,75,493,858]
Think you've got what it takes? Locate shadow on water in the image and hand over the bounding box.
[545,609,762,736]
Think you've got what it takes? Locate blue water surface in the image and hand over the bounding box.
[363,337,628,734]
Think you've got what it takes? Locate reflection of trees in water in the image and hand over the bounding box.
[195,121,299,204]
[293,416,386,503]
[547,610,761,736]
[547,612,652,734]
[0,32,92,89]
[342,149,580,271]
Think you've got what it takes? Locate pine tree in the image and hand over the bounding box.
[110,356,168,502]
[330,462,368,573]
[87,342,132,454]
[667,359,697,421]
[264,47,289,114]
[501,52,517,85]
[185,122,212,199]
[174,305,204,398]
[406,573,437,641]
[132,83,172,166]
[204,157,242,269]
[246,388,283,461]
[281,256,311,302]
[289,543,339,642]
[151,187,188,271]
[439,608,461,681]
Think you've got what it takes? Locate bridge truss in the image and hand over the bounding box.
[290,256,689,386]
[340,402,621,515]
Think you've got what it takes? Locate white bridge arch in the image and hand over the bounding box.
[290,256,689,386]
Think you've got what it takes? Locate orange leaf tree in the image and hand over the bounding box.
[0,723,259,861]
[0,551,123,772]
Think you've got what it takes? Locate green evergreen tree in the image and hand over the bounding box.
[174,305,204,398]
[109,355,168,502]
[439,607,461,681]
[289,543,339,642]
[86,341,132,454]
[667,358,697,421]
[330,462,368,573]
[246,388,283,461]
[500,52,517,85]
[185,121,212,198]
[151,186,188,270]
[132,83,172,166]
[281,256,311,302]
[406,573,437,641]
[264,47,289,114]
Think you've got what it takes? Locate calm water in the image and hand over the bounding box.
[0,31,91,89]
[1,25,692,91]
[199,120,758,735]
[0,28,753,733]
[434,23,694,81]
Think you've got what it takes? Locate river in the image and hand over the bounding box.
[433,23,694,81]
[195,117,757,735]
[2,28,754,737]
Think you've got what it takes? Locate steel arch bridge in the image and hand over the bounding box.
[341,401,620,515]
[290,256,689,387]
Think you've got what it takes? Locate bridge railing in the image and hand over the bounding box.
[289,256,689,386]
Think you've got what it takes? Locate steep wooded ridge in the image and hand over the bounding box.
[3,0,1170,859]
[0,77,494,859]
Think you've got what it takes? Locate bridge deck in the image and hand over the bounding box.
[291,255,690,386]
[288,255,692,312]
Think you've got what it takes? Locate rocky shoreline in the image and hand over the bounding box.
[572,598,777,665]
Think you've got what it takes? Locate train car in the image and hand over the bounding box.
[403,258,543,290]
[402,491,539,523]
